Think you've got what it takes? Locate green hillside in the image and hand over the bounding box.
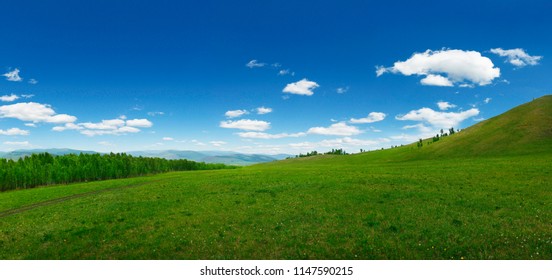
[419,95,552,158]
[0,96,550,260]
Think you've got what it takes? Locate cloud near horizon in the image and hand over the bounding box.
[52,117,153,136]
[307,122,361,136]
[0,128,30,136]
[219,119,271,131]
[396,107,479,129]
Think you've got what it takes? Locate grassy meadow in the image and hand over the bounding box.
[0,96,551,259]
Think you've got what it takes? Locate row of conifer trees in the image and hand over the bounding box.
[0,152,233,191]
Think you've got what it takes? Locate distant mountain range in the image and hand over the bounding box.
[0,149,291,165]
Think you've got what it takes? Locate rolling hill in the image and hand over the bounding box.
[418,95,552,158]
[0,96,550,259]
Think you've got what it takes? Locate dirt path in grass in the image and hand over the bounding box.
[0,179,167,219]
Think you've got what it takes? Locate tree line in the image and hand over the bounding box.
[288,148,349,159]
[0,152,235,191]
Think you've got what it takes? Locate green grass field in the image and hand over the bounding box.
[0,96,551,259]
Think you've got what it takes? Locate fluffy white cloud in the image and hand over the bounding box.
[3,69,22,82]
[420,74,453,87]
[349,112,386,124]
[225,109,248,118]
[162,137,174,141]
[377,49,500,87]
[396,107,479,128]
[237,132,306,139]
[126,119,153,127]
[490,48,542,67]
[307,122,361,136]
[0,128,30,136]
[52,123,82,132]
[246,59,266,68]
[437,101,456,110]
[256,107,272,115]
[0,94,20,102]
[0,102,77,123]
[484,97,492,104]
[283,79,319,96]
[220,119,271,131]
[52,117,153,136]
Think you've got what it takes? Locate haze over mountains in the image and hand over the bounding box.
[0,149,290,165]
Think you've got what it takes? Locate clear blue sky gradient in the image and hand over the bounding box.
[1,0,551,154]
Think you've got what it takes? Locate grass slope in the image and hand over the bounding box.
[419,95,552,158]
[0,96,551,259]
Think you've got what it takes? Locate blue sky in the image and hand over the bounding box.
[1,0,551,154]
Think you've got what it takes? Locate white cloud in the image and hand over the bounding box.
[191,139,206,146]
[52,117,153,136]
[349,112,386,124]
[3,69,22,82]
[484,97,492,104]
[336,87,349,94]
[209,141,226,147]
[307,122,361,136]
[0,128,30,136]
[256,107,272,115]
[490,48,542,67]
[98,141,114,146]
[147,111,165,117]
[162,137,174,141]
[220,119,271,131]
[0,102,77,123]
[246,59,266,68]
[437,101,457,110]
[420,74,453,87]
[0,94,19,102]
[237,132,306,139]
[402,123,433,133]
[24,123,36,127]
[80,119,125,130]
[52,123,82,132]
[225,109,248,118]
[283,78,319,96]
[3,141,30,147]
[126,119,153,127]
[375,65,387,77]
[377,49,500,87]
[28,78,38,85]
[396,107,479,128]
[278,69,290,75]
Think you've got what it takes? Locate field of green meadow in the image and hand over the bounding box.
[0,96,551,259]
